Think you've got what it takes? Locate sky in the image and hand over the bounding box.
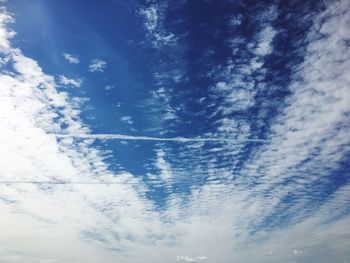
[0,0,349,262]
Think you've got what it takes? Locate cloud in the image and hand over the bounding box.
[141,84,181,135]
[139,3,176,47]
[139,1,350,261]
[1,1,350,262]
[53,133,267,143]
[238,0,350,200]
[58,75,83,88]
[0,10,15,52]
[207,7,280,121]
[104,85,114,91]
[228,15,243,27]
[120,116,133,125]
[214,81,256,111]
[254,25,277,56]
[176,255,208,262]
[141,5,158,33]
[63,53,79,64]
[89,59,106,72]
[0,8,167,262]
[155,149,173,182]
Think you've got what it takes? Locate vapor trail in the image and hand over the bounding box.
[0,181,133,185]
[53,133,267,143]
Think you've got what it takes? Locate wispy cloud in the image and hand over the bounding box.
[104,85,114,91]
[89,59,106,72]
[139,3,176,47]
[58,75,83,88]
[254,25,277,56]
[120,116,133,125]
[177,255,208,262]
[63,53,79,64]
[155,149,173,182]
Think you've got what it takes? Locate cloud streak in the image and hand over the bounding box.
[63,53,79,64]
[54,133,267,143]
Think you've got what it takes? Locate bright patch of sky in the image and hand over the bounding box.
[0,0,350,262]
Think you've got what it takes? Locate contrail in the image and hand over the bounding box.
[53,133,267,143]
[0,181,134,185]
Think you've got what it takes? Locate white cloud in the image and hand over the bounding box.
[209,23,277,120]
[228,15,243,27]
[240,0,350,194]
[139,4,176,47]
[170,1,350,261]
[214,81,256,112]
[89,59,106,72]
[0,8,168,262]
[120,116,133,125]
[176,255,208,262]
[293,249,303,255]
[206,7,279,152]
[141,5,158,33]
[104,85,114,91]
[0,10,15,52]
[155,149,172,182]
[63,53,79,64]
[58,75,83,88]
[141,85,179,133]
[254,25,277,56]
[1,2,350,263]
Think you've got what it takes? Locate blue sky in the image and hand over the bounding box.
[0,0,350,262]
